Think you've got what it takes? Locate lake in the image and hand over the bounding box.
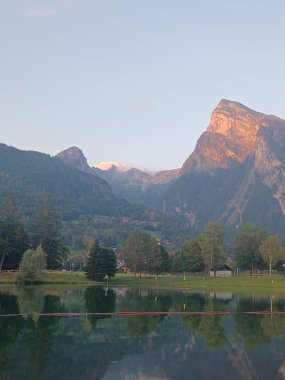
[1,286,285,379]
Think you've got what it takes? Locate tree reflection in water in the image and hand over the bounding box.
[1,288,285,379]
[119,288,172,337]
[84,286,116,329]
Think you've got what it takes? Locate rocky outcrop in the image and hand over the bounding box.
[181,99,274,173]
[165,100,285,236]
[56,146,95,175]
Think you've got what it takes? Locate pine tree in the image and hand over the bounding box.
[85,238,117,281]
[0,197,29,271]
[31,193,68,269]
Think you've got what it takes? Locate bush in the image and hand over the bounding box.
[16,245,47,284]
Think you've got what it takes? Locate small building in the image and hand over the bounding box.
[210,264,233,277]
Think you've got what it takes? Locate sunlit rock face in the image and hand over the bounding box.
[166,100,285,235]
[181,99,279,173]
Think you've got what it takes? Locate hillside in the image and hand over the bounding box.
[0,144,161,248]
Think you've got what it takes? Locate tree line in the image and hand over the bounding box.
[172,222,285,275]
[2,193,285,282]
[39,218,285,281]
[116,222,285,277]
[0,194,68,274]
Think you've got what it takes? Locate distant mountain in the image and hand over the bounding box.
[95,161,130,172]
[0,143,161,248]
[164,100,285,237]
[56,147,188,246]
[56,147,179,209]
[0,143,125,218]
[56,99,285,242]
[56,146,95,175]
[93,165,179,209]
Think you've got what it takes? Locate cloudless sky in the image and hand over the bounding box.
[1,0,285,170]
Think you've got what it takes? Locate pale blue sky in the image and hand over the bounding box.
[1,0,285,170]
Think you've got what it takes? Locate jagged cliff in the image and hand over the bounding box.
[182,99,273,172]
[56,99,285,238]
[165,100,285,236]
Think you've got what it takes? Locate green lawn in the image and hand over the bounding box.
[0,271,93,285]
[1,271,285,295]
[111,273,285,295]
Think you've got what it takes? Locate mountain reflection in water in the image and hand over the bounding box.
[1,287,285,379]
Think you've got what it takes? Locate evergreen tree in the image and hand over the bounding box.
[0,197,29,271]
[155,245,171,274]
[85,238,117,281]
[31,193,68,269]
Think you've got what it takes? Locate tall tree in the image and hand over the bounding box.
[234,224,267,273]
[199,222,224,275]
[0,198,29,271]
[156,245,171,274]
[31,193,67,269]
[122,230,161,277]
[259,235,285,276]
[85,238,117,281]
[174,237,205,273]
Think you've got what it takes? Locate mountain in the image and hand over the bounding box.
[181,99,276,173]
[57,147,179,209]
[56,148,188,246]
[0,143,160,248]
[95,161,130,172]
[56,146,95,175]
[164,100,285,237]
[94,164,180,209]
[56,99,285,242]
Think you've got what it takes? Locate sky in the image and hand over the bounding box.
[1,0,285,171]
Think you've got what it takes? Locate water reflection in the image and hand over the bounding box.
[0,289,64,378]
[1,288,285,379]
[84,286,116,329]
[182,294,226,350]
[119,288,172,337]
[0,294,23,377]
[16,286,45,321]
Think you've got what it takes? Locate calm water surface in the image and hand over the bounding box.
[1,286,285,380]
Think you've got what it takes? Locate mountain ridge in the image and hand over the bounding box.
[55,99,285,239]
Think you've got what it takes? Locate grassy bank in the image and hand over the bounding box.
[0,271,93,285]
[111,273,285,295]
[1,271,285,295]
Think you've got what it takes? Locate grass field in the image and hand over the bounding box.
[1,271,285,295]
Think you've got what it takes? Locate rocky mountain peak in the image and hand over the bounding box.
[182,100,273,173]
[56,146,94,174]
[208,99,264,136]
[94,161,130,172]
